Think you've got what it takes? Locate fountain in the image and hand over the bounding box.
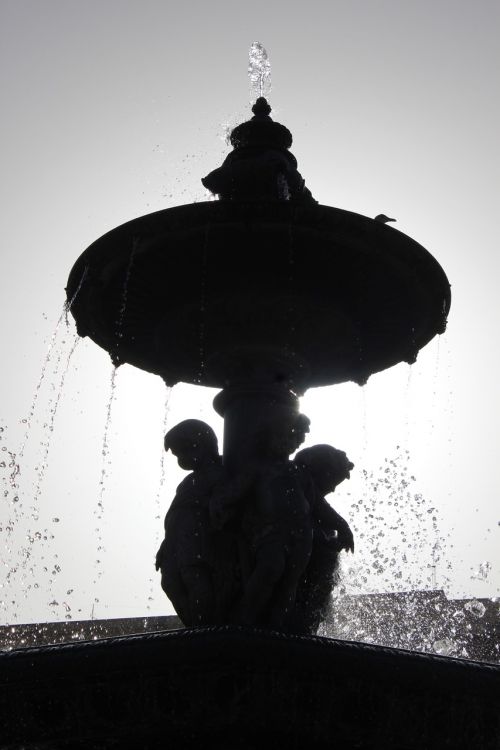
[1,49,499,749]
[65,92,450,634]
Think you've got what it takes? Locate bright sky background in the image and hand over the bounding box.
[1,0,499,625]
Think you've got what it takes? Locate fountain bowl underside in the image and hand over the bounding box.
[67,202,450,390]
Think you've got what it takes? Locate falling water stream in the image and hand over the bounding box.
[1,265,88,613]
[32,334,80,515]
[1,301,83,623]
[18,310,66,462]
[94,365,118,592]
[428,335,441,441]
[146,386,173,611]
[19,266,88,461]
[91,239,139,599]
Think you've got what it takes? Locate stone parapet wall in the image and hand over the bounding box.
[0,627,498,749]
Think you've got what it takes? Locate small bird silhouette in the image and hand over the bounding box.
[374,214,396,224]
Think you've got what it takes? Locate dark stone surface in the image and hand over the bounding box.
[0,627,498,749]
[66,200,450,391]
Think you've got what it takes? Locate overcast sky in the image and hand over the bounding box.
[1,0,499,626]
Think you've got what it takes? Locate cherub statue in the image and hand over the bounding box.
[291,444,355,634]
[229,412,315,628]
[155,419,233,626]
[156,413,354,635]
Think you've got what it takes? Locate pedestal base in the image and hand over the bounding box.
[1,627,499,748]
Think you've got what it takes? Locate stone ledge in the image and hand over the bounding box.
[0,626,499,749]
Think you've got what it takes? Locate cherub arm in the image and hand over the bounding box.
[315,496,354,553]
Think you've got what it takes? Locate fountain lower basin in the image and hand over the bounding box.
[1,627,498,748]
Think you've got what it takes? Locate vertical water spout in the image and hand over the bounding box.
[248,42,271,99]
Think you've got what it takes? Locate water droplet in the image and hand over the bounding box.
[464,599,486,618]
[432,638,456,656]
[472,561,491,581]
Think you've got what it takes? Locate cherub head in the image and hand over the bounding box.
[290,413,311,452]
[295,444,354,495]
[258,411,311,462]
[164,419,219,471]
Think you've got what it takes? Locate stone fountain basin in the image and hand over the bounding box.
[67,202,450,389]
[1,627,498,748]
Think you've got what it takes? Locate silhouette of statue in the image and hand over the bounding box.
[202,98,315,203]
[230,412,315,628]
[156,413,354,633]
[155,419,234,626]
[291,444,354,634]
